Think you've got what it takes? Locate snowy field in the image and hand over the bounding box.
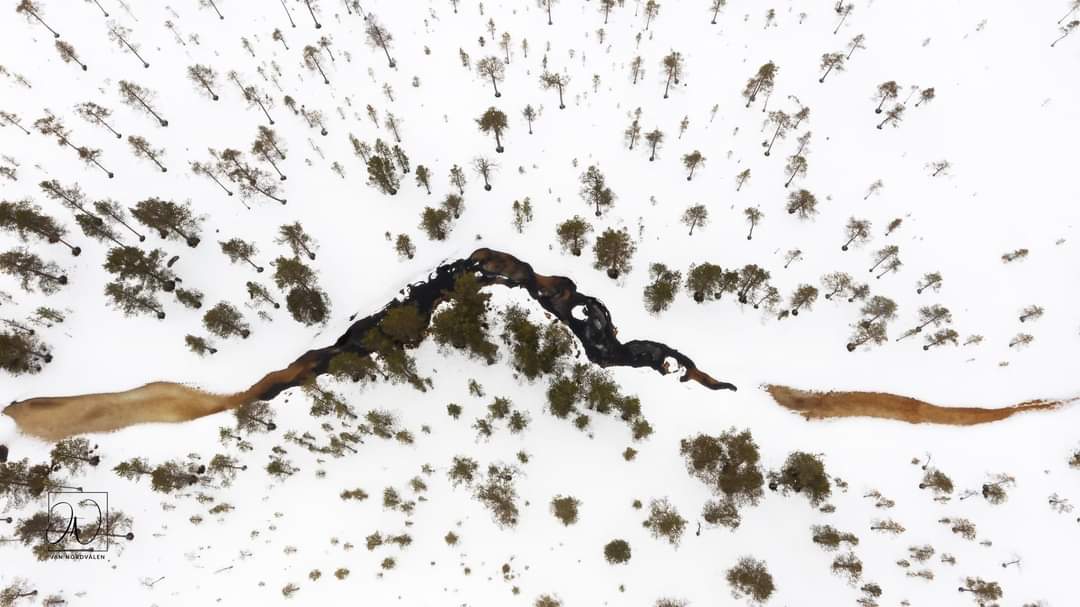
[2,0,1079,605]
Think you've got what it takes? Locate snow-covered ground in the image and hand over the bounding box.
[2,0,1079,605]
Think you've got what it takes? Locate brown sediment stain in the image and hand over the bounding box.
[2,249,733,442]
[765,385,1075,426]
[3,356,318,442]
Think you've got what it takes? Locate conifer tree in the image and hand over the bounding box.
[841,218,872,251]
[220,238,263,272]
[624,119,641,149]
[821,272,854,300]
[118,80,168,126]
[876,104,905,129]
[276,222,318,260]
[187,64,220,100]
[868,245,900,273]
[104,281,165,319]
[710,0,726,24]
[685,262,725,302]
[915,87,936,107]
[47,438,99,476]
[0,330,52,375]
[203,302,250,339]
[818,52,846,83]
[579,166,615,216]
[0,199,81,255]
[786,284,819,316]
[763,110,790,156]
[846,33,867,58]
[302,0,321,28]
[847,321,887,351]
[786,189,819,219]
[16,0,59,37]
[394,234,415,259]
[449,164,467,195]
[923,328,959,351]
[364,15,396,67]
[735,168,752,191]
[643,263,682,314]
[430,273,498,364]
[246,281,280,309]
[522,105,537,134]
[414,165,431,194]
[477,107,509,153]
[104,246,176,292]
[303,45,331,84]
[661,51,684,98]
[784,154,808,187]
[681,204,708,235]
[55,40,87,71]
[131,198,201,246]
[367,154,400,195]
[512,198,533,233]
[593,228,635,279]
[420,206,451,240]
[682,150,705,180]
[0,248,67,294]
[874,81,899,113]
[127,135,167,172]
[736,264,770,304]
[441,193,465,219]
[555,216,592,256]
[1052,19,1079,47]
[742,61,778,109]
[916,272,943,294]
[73,107,123,142]
[644,128,664,161]
[252,127,288,177]
[185,334,217,356]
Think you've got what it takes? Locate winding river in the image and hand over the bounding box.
[3,249,734,442]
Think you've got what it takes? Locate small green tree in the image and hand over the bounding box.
[430,273,498,363]
[642,263,682,314]
[419,206,452,240]
[203,302,250,339]
[579,165,615,217]
[555,216,592,256]
[131,197,201,247]
[477,107,509,153]
[394,234,415,259]
[593,228,635,278]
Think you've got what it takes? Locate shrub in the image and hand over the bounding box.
[725,557,775,603]
[769,451,831,506]
[551,495,580,526]
[643,498,687,546]
[604,539,632,564]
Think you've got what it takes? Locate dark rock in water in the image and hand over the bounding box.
[255,248,735,402]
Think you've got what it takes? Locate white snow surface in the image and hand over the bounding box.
[2,0,1079,606]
